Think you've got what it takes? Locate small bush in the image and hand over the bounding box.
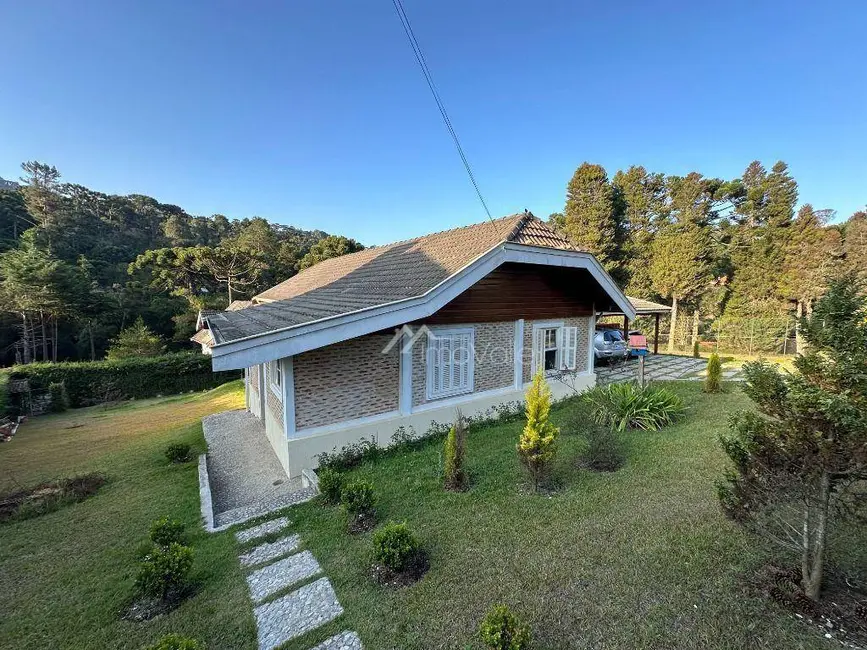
[479,604,531,650]
[705,353,722,393]
[692,340,701,358]
[48,382,69,412]
[150,517,186,547]
[443,412,468,491]
[317,467,344,505]
[583,382,684,432]
[341,480,375,515]
[164,442,192,464]
[579,424,626,472]
[315,436,380,471]
[135,542,194,600]
[517,370,559,490]
[372,521,420,572]
[145,634,204,650]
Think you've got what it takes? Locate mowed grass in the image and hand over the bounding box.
[0,381,258,650]
[281,383,860,650]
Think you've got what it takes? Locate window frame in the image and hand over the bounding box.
[425,326,475,401]
[267,359,282,397]
[532,321,564,377]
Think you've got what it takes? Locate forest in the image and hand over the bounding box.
[0,159,864,365]
[549,161,866,352]
[0,162,362,365]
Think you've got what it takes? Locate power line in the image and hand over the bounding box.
[390,0,499,232]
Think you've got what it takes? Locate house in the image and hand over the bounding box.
[200,213,635,477]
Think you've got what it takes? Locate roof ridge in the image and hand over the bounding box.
[364,213,522,251]
[504,211,535,242]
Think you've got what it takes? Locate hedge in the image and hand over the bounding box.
[8,353,241,408]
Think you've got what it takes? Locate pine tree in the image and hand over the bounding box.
[559,163,624,279]
[717,278,867,601]
[842,209,867,288]
[517,370,559,490]
[613,166,666,297]
[297,235,364,270]
[106,317,165,359]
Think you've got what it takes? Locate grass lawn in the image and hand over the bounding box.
[281,382,862,650]
[0,381,259,650]
[1,380,862,649]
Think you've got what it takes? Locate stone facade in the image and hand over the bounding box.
[294,333,399,430]
[411,321,514,407]
[266,373,284,431]
[522,316,591,383]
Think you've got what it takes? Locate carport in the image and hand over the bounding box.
[602,296,672,354]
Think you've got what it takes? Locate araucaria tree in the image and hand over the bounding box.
[717,278,867,601]
[517,370,559,490]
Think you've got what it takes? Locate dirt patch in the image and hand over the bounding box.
[0,473,107,523]
[122,587,193,622]
[371,551,429,588]
[756,564,867,647]
[347,510,377,534]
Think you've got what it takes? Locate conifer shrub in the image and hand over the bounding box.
[443,411,468,491]
[164,442,192,464]
[517,370,559,490]
[48,382,69,412]
[145,634,204,650]
[693,340,701,358]
[372,521,420,572]
[479,604,531,650]
[135,543,194,600]
[704,353,723,393]
[579,423,626,472]
[150,517,186,547]
[317,466,344,505]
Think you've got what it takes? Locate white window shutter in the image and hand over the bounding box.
[425,328,475,400]
[532,327,545,375]
[562,326,578,370]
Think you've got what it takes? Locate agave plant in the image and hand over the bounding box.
[583,382,685,432]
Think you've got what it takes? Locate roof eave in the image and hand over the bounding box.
[209,243,634,371]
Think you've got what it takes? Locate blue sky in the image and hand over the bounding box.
[1,1,865,245]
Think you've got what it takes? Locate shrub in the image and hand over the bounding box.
[705,353,722,393]
[315,436,380,471]
[165,442,192,464]
[48,382,69,412]
[579,424,626,472]
[150,517,186,547]
[341,480,375,516]
[443,411,468,491]
[372,521,420,572]
[479,604,531,650]
[317,466,344,505]
[692,340,701,358]
[0,473,106,523]
[517,370,559,490]
[7,353,240,408]
[145,634,204,650]
[106,317,165,360]
[583,382,684,432]
[135,542,194,600]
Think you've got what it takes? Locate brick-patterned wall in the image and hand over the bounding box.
[522,316,590,383]
[265,369,284,430]
[412,321,514,407]
[294,333,399,430]
[250,364,259,390]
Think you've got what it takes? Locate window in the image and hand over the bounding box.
[268,360,282,396]
[532,323,579,375]
[426,327,474,400]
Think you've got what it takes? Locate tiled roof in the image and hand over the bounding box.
[207,213,576,345]
[227,300,254,311]
[626,296,671,314]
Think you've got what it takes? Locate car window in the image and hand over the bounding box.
[603,331,623,342]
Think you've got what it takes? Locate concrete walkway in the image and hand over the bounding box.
[203,410,316,528]
[595,354,733,385]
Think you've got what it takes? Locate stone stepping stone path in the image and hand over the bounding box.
[312,630,363,650]
[240,533,300,568]
[253,577,344,650]
[247,550,322,603]
[234,515,363,650]
[236,516,290,544]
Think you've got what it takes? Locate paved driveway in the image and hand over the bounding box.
[595,354,731,385]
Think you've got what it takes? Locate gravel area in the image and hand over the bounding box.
[214,487,317,528]
[240,534,301,568]
[203,409,303,512]
[312,630,363,650]
[253,577,343,650]
[247,550,322,603]
[236,517,291,544]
